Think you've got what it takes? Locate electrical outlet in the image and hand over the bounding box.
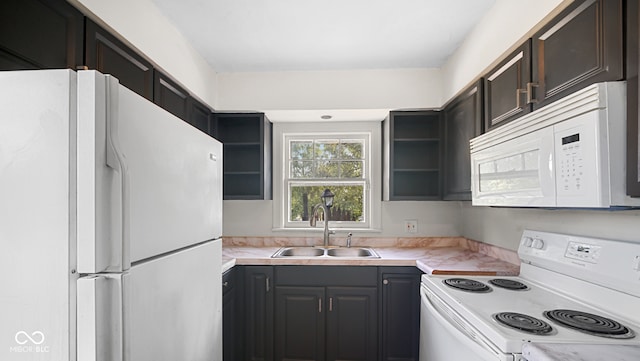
[404,220,417,233]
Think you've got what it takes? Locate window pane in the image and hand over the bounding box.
[315,140,339,159]
[291,141,313,160]
[315,160,340,178]
[340,141,363,159]
[291,160,314,178]
[340,161,363,178]
[290,184,364,222]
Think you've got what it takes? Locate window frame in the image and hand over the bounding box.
[272,121,382,232]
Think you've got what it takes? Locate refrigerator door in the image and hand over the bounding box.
[78,239,222,361]
[77,71,222,272]
[0,69,78,361]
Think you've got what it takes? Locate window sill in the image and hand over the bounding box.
[271,227,383,233]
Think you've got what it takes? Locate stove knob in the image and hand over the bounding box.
[532,238,545,249]
[523,237,533,247]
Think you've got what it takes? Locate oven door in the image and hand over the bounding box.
[470,126,555,207]
[420,285,517,361]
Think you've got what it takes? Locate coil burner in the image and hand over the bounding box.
[544,309,635,339]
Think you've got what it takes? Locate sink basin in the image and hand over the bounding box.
[326,247,379,258]
[273,247,325,257]
[271,247,379,258]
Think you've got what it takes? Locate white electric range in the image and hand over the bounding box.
[419,230,640,361]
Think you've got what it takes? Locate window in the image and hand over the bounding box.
[273,121,381,231]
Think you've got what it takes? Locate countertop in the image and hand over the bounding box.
[221,245,520,276]
[522,343,640,361]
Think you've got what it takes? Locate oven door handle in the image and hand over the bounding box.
[420,286,504,360]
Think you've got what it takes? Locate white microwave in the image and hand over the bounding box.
[470,81,640,208]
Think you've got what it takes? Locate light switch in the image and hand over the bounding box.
[633,256,640,271]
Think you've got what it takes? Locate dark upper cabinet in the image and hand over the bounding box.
[384,111,442,200]
[189,98,213,135]
[153,70,189,121]
[244,266,274,361]
[484,0,623,132]
[483,40,532,131]
[379,267,422,361]
[214,113,272,200]
[531,0,623,110]
[628,0,640,197]
[0,0,83,70]
[443,81,483,201]
[85,19,153,100]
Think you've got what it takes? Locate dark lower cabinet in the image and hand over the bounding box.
[443,80,483,201]
[628,0,640,197]
[244,266,274,361]
[223,268,241,361]
[274,266,378,361]
[275,287,326,361]
[0,0,83,70]
[379,267,422,361]
[233,265,421,361]
[85,19,154,100]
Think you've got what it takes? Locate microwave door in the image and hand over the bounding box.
[471,127,556,207]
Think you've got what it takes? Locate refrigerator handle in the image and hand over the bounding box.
[104,76,131,270]
[77,275,126,361]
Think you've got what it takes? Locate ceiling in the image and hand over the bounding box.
[151,0,496,73]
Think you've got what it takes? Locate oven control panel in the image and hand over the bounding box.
[565,242,602,264]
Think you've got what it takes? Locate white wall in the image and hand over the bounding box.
[223,200,462,239]
[216,68,443,112]
[68,0,218,108]
[461,204,640,250]
[441,0,567,102]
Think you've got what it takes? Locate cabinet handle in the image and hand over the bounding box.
[265,277,270,293]
[223,281,229,288]
[383,279,389,285]
[527,82,539,104]
[329,297,333,312]
[515,88,528,109]
[318,299,322,313]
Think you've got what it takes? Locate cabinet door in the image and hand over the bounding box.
[275,287,325,361]
[326,287,377,361]
[189,98,212,135]
[443,81,483,201]
[531,0,623,110]
[484,41,532,131]
[380,269,421,361]
[244,266,274,361]
[223,269,240,361]
[0,0,83,70]
[153,70,190,121]
[85,19,153,100]
[628,0,640,197]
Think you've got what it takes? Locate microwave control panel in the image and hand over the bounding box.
[557,132,584,194]
[554,112,602,207]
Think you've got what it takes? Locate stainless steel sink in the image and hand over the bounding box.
[271,247,379,258]
[326,247,379,258]
[273,247,325,257]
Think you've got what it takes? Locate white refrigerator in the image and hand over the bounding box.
[0,69,223,361]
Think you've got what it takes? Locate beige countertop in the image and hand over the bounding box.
[222,245,520,276]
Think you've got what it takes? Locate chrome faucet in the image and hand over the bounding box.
[310,203,335,247]
[346,232,353,248]
[310,189,336,247]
